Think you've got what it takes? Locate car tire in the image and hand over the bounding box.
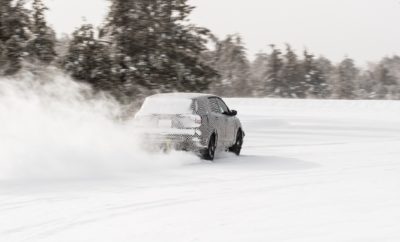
[202,134,217,161]
[229,130,243,156]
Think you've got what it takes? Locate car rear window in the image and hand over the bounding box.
[136,97,194,115]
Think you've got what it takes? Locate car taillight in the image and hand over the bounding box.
[194,115,202,125]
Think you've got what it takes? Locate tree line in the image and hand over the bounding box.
[216,37,400,100]
[1,0,400,102]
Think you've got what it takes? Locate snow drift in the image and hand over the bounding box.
[0,69,198,181]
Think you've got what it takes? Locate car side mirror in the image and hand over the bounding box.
[230,110,238,116]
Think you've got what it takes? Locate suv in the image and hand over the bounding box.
[134,93,244,160]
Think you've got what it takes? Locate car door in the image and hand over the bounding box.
[208,97,225,148]
[216,98,235,145]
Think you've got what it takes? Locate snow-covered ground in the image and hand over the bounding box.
[1,96,400,242]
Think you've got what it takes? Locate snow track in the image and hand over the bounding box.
[1,98,400,242]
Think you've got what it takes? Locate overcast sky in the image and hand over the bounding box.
[44,0,400,64]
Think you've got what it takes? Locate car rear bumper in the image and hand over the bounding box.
[138,128,207,152]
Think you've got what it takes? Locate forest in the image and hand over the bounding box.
[1,0,400,103]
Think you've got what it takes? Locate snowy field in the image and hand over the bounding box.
[1,91,400,241]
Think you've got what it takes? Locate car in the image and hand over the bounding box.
[134,93,245,160]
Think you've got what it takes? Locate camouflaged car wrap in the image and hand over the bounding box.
[136,94,243,154]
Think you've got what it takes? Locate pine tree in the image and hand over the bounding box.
[334,57,358,99]
[265,45,283,96]
[302,50,328,98]
[229,36,251,96]
[281,44,300,98]
[0,41,4,68]
[0,1,7,70]
[374,56,400,99]
[378,65,397,86]
[315,56,334,97]
[356,70,378,99]
[372,64,397,99]
[209,35,250,96]
[63,24,113,91]
[4,35,25,75]
[249,52,269,96]
[0,0,32,75]
[0,0,12,43]
[27,0,56,64]
[103,0,217,95]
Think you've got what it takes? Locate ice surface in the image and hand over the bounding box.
[1,75,400,241]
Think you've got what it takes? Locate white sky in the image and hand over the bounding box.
[44,0,400,64]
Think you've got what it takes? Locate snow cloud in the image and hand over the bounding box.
[0,69,198,181]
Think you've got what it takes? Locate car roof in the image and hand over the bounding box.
[147,93,216,100]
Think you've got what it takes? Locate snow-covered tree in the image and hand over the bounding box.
[281,44,301,98]
[63,24,113,91]
[27,0,56,64]
[315,56,334,97]
[0,41,5,67]
[249,52,269,96]
[103,0,217,95]
[301,50,328,98]
[4,35,25,75]
[0,0,32,75]
[366,63,398,99]
[265,45,284,96]
[355,69,378,99]
[208,34,251,96]
[333,57,359,99]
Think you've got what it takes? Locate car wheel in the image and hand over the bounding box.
[202,134,216,161]
[229,130,243,156]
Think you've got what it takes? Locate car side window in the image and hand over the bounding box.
[209,98,222,114]
[217,98,230,114]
